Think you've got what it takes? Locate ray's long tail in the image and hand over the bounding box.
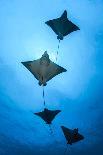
[49,124,54,135]
[49,124,60,144]
[56,39,60,62]
[64,144,69,155]
[42,85,46,107]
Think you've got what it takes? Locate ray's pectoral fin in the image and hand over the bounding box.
[21,60,40,81]
[61,10,67,19]
[45,62,67,83]
[21,61,32,68]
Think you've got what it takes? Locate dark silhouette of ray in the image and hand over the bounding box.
[34,108,61,124]
[61,126,84,145]
[45,10,80,41]
[21,51,67,86]
[45,10,80,61]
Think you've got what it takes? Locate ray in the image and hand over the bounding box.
[21,51,67,86]
[34,108,61,124]
[45,10,80,41]
[61,126,84,145]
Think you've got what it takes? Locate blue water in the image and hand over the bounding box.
[0,0,103,154]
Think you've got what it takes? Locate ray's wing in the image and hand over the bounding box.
[48,110,61,122]
[61,10,67,19]
[60,10,80,36]
[45,10,67,35]
[45,61,67,83]
[61,126,72,144]
[45,18,60,35]
[72,133,84,143]
[34,109,53,124]
[35,111,43,117]
[62,20,80,37]
[21,59,41,81]
[34,111,47,123]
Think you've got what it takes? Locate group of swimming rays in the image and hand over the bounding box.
[21,10,84,154]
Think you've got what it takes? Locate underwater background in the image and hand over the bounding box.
[0,0,103,154]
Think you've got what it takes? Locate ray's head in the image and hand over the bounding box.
[57,32,63,40]
[40,51,50,66]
